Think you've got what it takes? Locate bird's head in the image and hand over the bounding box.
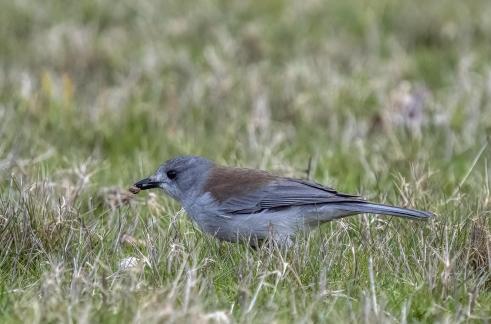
[133,156,213,202]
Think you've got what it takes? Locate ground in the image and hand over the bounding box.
[1,0,490,322]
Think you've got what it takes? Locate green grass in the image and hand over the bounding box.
[1,0,490,322]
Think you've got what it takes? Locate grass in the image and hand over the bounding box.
[1,0,491,322]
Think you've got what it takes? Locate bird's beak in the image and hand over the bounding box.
[133,177,161,190]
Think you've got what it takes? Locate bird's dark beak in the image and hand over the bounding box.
[133,177,161,190]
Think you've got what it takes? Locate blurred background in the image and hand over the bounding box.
[2,0,490,184]
[1,0,491,322]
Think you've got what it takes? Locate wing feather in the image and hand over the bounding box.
[217,178,364,215]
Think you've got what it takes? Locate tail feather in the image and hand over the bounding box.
[337,202,433,220]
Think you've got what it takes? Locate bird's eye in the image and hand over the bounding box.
[166,170,177,180]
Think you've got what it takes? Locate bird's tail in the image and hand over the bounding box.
[335,202,433,220]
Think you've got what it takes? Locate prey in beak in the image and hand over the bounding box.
[129,178,161,194]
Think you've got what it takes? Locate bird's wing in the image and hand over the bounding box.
[216,177,365,215]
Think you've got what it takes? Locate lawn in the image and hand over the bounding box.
[1,0,490,322]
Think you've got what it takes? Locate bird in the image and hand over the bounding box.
[132,156,433,246]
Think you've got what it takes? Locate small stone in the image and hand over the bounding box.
[118,257,139,271]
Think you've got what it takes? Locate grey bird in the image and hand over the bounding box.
[133,156,432,246]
